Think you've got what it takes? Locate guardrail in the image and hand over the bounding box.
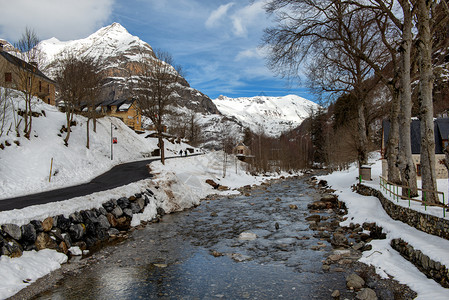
[379,176,447,217]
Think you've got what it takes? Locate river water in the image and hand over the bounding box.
[34,177,351,299]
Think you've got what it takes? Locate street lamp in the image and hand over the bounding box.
[111,122,113,160]
[111,122,117,160]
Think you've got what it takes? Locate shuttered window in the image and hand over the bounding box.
[5,72,12,82]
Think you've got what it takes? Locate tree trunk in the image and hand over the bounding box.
[386,91,401,184]
[416,0,438,204]
[64,109,73,146]
[398,2,418,197]
[357,100,368,167]
[158,135,165,165]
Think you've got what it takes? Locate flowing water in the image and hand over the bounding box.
[34,177,351,299]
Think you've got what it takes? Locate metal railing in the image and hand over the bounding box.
[379,176,447,217]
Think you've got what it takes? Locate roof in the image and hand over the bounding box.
[383,118,449,154]
[0,51,55,83]
[100,98,136,111]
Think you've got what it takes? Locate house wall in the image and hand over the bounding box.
[412,154,448,179]
[0,55,56,105]
[382,156,448,180]
[233,145,251,156]
[103,103,141,131]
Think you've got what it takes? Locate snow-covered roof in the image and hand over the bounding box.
[100,98,136,111]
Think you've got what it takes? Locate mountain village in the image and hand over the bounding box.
[1,1,449,299]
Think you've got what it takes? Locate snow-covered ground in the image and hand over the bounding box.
[0,89,192,199]
[320,153,449,299]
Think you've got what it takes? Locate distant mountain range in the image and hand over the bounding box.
[213,95,320,137]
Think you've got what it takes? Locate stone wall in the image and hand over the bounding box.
[0,189,160,258]
[356,184,449,240]
[391,238,449,288]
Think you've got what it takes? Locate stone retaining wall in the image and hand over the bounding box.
[356,184,449,240]
[0,189,160,258]
[391,238,449,288]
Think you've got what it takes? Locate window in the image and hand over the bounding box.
[443,140,448,149]
[416,164,421,177]
[5,72,12,82]
[39,81,42,93]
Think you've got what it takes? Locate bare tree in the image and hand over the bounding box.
[415,0,438,204]
[14,27,42,139]
[187,111,202,146]
[55,53,101,147]
[264,1,388,166]
[134,49,182,165]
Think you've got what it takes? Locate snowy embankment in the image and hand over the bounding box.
[319,153,449,300]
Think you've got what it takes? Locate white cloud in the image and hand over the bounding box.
[230,1,266,37]
[205,3,235,28]
[0,0,115,42]
[235,48,262,61]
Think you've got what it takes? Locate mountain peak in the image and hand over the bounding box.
[91,22,130,39]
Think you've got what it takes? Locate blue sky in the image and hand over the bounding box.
[0,0,317,101]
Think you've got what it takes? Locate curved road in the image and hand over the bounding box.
[0,155,194,212]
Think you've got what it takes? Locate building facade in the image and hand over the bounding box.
[99,98,142,131]
[382,118,449,179]
[0,43,55,105]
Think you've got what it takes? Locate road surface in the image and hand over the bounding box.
[0,155,193,212]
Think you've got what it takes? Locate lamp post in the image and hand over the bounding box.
[111,122,113,160]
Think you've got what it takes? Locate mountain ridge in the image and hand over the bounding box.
[213,94,320,137]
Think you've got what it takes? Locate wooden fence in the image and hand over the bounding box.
[379,176,447,217]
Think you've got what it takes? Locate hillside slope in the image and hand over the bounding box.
[0,89,191,199]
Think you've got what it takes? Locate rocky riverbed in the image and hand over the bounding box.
[10,174,416,299]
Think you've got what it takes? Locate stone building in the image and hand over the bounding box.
[99,98,142,131]
[0,43,55,105]
[382,118,449,179]
[233,142,253,162]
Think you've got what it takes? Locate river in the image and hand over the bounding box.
[32,176,354,299]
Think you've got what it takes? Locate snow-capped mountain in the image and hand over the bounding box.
[213,95,320,137]
[37,23,218,114]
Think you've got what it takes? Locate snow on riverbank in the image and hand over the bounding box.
[0,151,293,299]
[319,153,449,299]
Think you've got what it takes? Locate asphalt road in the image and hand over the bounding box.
[0,155,193,212]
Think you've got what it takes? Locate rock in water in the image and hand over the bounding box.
[238,232,257,241]
[346,273,365,290]
[356,288,377,300]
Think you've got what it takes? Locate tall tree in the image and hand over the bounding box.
[264,0,388,167]
[350,0,417,192]
[14,27,42,139]
[416,0,438,204]
[55,53,101,146]
[134,49,182,165]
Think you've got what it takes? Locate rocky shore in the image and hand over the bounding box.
[306,176,417,300]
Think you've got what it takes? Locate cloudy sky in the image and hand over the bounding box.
[0,0,315,101]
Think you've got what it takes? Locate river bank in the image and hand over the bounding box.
[11,174,416,299]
